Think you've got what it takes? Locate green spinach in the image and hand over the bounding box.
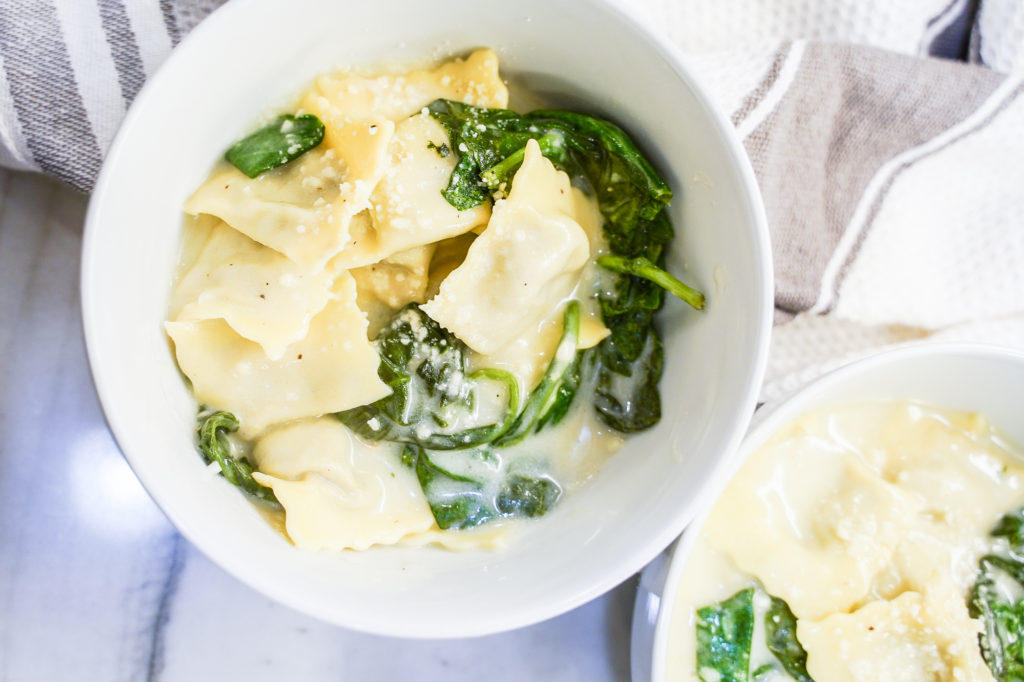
[196,409,279,507]
[597,254,705,311]
[409,445,497,530]
[765,597,814,682]
[427,98,701,434]
[590,325,664,433]
[695,588,814,682]
[225,113,325,178]
[970,506,1024,680]
[337,303,580,530]
[426,98,670,237]
[494,301,582,446]
[496,475,562,518]
[336,304,519,451]
[402,444,562,530]
[696,588,755,682]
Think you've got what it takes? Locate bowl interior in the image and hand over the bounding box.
[649,344,1024,680]
[82,0,771,636]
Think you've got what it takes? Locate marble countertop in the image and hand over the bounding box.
[0,168,635,681]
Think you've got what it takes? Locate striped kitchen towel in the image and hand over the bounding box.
[1,0,1022,401]
[0,0,223,190]
[626,0,1024,402]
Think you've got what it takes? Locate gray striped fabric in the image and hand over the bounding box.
[99,0,149,106]
[0,0,223,192]
[0,1,104,189]
[740,43,1007,315]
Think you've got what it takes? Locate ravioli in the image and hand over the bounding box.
[185,115,394,271]
[251,418,435,551]
[350,243,435,310]
[301,47,508,123]
[166,271,390,433]
[332,112,491,269]
[798,578,993,682]
[705,428,924,621]
[170,218,336,360]
[421,139,591,355]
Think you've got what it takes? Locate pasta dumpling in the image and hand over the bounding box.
[350,243,435,311]
[704,431,923,621]
[301,47,508,123]
[421,138,591,355]
[252,418,435,551]
[166,271,390,434]
[332,112,491,269]
[798,578,994,682]
[185,116,394,272]
[170,218,336,360]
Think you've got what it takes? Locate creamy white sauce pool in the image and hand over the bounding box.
[165,50,626,552]
[665,401,1024,682]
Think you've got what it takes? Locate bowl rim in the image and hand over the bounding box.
[81,0,773,637]
[636,341,1024,680]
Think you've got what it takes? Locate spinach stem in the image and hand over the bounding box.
[480,132,565,190]
[494,301,581,447]
[597,254,705,311]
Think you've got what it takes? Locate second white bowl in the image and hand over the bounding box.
[635,343,1024,680]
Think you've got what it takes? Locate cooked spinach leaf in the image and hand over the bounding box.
[970,506,1024,680]
[696,588,754,682]
[495,301,582,446]
[403,445,562,530]
[427,99,549,209]
[224,114,325,178]
[479,132,567,191]
[535,353,581,433]
[336,304,519,451]
[971,560,1024,680]
[597,254,705,310]
[496,475,561,518]
[196,409,279,507]
[992,507,1024,553]
[765,597,814,682]
[696,588,814,682]
[588,209,677,433]
[426,98,670,233]
[427,98,701,435]
[409,445,497,530]
[524,108,671,222]
[591,323,663,433]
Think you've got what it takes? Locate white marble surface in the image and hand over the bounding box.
[0,168,636,681]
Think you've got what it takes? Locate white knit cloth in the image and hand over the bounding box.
[616,0,1024,404]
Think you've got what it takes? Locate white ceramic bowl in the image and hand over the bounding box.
[633,343,1024,680]
[82,0,771,637]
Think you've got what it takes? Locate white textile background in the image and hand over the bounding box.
[620,0,1024,405]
